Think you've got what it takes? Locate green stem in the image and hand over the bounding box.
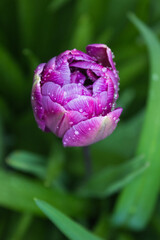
[83,146,92,178]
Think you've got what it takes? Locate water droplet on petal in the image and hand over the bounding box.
[75,130,79,135]
[115,119,119,124]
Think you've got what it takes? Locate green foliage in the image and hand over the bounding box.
[77,155,148,198]
[0,0,160,239]
[35,199,103,240]
[112,13,160,230]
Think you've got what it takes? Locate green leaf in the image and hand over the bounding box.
[112,13,160,230]
[0,169,88,217]
[35,199,104,240]
[6,151,46,179]
[77,155,148,198]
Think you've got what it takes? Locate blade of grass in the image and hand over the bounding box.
[35,199,104,240]
[77,155,148,198]
[6,150,46,179]
[0,169,88,217]
[112,13,160,230]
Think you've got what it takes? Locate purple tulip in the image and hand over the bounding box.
[31,44,122,147]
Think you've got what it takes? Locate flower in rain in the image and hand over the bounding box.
[31,44,122,147]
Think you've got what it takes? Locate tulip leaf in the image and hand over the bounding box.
[0,169,87,217]
[35,199,104,240]
[77,155,148,198]
[112,13,160,230]
[6,151,46,179]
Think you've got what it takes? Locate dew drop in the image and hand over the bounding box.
[79,109,83,113]
[75,130,79,135]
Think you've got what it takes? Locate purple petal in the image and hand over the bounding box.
[95,91,108,116]
[70,61,103,76]
[87,69,98,81]
[86,44,116,70]
[93,77,108,96]
[34,63,45,79]
[41,82,64,104]
[58,111,87,137]
[62,83,91,104]
[71,71,86,84]
[106,78,115,112]
[41,56,70,86]
[70,49,95,62]
[31,65,46,131]
[64,96,95,118]
[42,96,65,136]
[41,58,56,85]
[63,108,123,147]
[106,68,119,98]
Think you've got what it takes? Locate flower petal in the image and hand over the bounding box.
[31,64,46,131]
[63,108,123,147]
[71,71,86,84]
[93,77,107,96]
[86,69,98,81]
[70,49,95,62]
[34,63,45,80]
[42,96,66,136]
[106,78,115,112]
[106,68,119,100]
[62,83,91,104]
[86,44,116,70]
[41,56,71,86]
[41,82,64,104]
[95,91,108,116]
[58,110,87,137]
[70,61,102,75]
[64,96,95,118]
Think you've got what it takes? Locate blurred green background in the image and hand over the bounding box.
[1,0,160,239]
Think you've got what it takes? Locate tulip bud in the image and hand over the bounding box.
[31,44,122,147]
